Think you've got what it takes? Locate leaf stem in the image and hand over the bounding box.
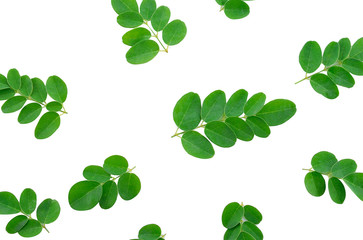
[42,224,50,233]
[302,168,313,172]
[295,68,327,84]
[143,21,168,53]
[127,166,136,173]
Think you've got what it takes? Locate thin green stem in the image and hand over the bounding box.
[42,224,50,233]
[171,123,206,138]
[127,166,136,173]
[220,6,225,11]
[144,21,168,53]
[295,68,327,84]
[302,168,313,172]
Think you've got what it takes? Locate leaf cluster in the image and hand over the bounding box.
[0,188,60,238]
[304,151,363,204]
[68,155,141,211]
[172,90,296,159]
[297,37,363,99]
[131,224,165,240]
[216,0,253,20]
[0,68,68,139]
[222,202,263,240]
[112,0,187,64]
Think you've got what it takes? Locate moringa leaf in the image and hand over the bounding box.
[30,78,47,103]
[224,223,241,240]
[310,73,339,99]
[246,116,270,138]
[68,180,103,211]
[322,41,339,67]
[117,11,144,28]
[327,66,355,88]
[328,177,346,204]
[35,112,61,139]
[256,99,296,126]
[225,117,254,142]
[151,6,171,31]
[242,222,263,240]
[342,58,363,76]
[331,159,357,179]
[111,0,138,14]
[299,41,322,73]
[162,20,187,46]
[0,74,9,90]
[222,202,244,229]
[123,28,151,46]
[338,38,351,61]
[99,181,118,210]
[19,188,36,215]
[7,69,21,90]
[237,232,255,240]
[18,103,42,124]
[6,215,28,234]
[103,155,129,175]
[138,224,162,240]
[181,131,215,159]
[0,192,20,214]
[0,89,15,100]
[36,198,60,224]
[19,75,33,97]
[46,76,68,103]
[224,89,248,117]
[1,96,27,113]
[244,92,266,116]
[304,171,326,197]
[311,151,338,174]
[343,173,363,201]
[83,165,111,183]
[204,121,237,148]
[126,40,160,64]
[118,173,141,200]
[173,92,201,131]
[224,0,250,20]
[18,219,42,238]
[350,37,363,61]
[46,101,63,112]
[140,0,157,20]
[244,205,262,225]
[201,90,226,123]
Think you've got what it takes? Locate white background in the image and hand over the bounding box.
[0,0,363,239]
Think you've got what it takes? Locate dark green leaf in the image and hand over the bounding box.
[138,224,162,240]
[18,219,42,237]
[304,171,326,197]
[331,159,357,179]
[103,155,129,175]
[6,215,28,234]
[173,92,201,131]
[117,11,144,28]
[140,0,156,21]
[225,117,254,141]
[222,202,244,229]
[216,0,229,6]
[0,74,9,90]
[322,41,339,67]
[256,99,296,126]
[350,37,363,61]
[299,41,322,73]
[0,89,15,100]
[224,0,250,19]
[242,222,263,240]
[118,173,141,200]
[0,192,20,214]
[311,151,338,174]
[31,78,47,103]
[224,224,241,240]
[83,165,111,183]
[244,205,262,225]
[34,112,61,139]
[111,0,138,14]
[244,92,266,116]
[46,101,63,112]
[328,177,346,204]
[1,96,27,113]
[151,6,170,31]
[123,28,151,46]
[181,131,215,159]
[68,180,103,211]
[342,58,363,76]
[237,232,255,240]
[205,121,236,148]
[20,188,36,215]
[99,181,118,209]
[338,38,351,61]
[126,40,160,64]
[310,73,339,99]
[327,66,355,88]
[18,103,42,124]
[19,75,33,96]
[201,90,226,123]
[162,20,187,46]
[46,76,67,103]
[246,116,270,138]
[344,173,363,201]
[7,68,21,90]
[36,199,60,224]
[225,89,248,117]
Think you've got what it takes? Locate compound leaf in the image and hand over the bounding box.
[338,38,351,60]
[18,103,42,124]
[242,222,263,240]
[204,121,237,148]
[123,28,151,46]
[35,112,61,139]
[20,188,36,215]
[304,171,326,197]
[19,75,33,97]
[111,0,138,14]
[99,181,118,210]
[162,20,187,46]
[117,11,144,28]
[224,89,248,117]
[126,40,160,64]
[201,90,226,123]
[244,93,266,116]
[6,215,28,234]
[0,192,20,214]
[246,116,270,138]
[83,165,111,183]
[118,173,141,200]
[140,0,157,20]
[327,66,355,88]
[322,41,339,67]
[138,224,162,240]
[331,159,357,179]
[256,99,296,126]
[343,173,363,201]
[18,219,42,238]
[103,155,129,175]
[299,41,322,73]
[311,151,338,174]
[30,78,47,103]
[181,131,214,159]
[7,69,21,90]
[224,223,241,240]
[350,37,363,61]
[151,6,170,31]
[36,199,60,224]
[1,96,27,113]
[244,205,262,225]
[46,76,68,103]
[68,180,102,211]
[342,58,363,76]
[173,92,201,131]
[224,0,250,20]
[225,117,254,141]
[328,177,346,204]
[222,202,244,229]
[310,73,339,99]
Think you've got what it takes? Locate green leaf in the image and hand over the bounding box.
[1,96,27,113]
[201,90,226,123]
[103,155,129,175]
[256,99,296,126]
[216,0,229,6]
[237,232,255,240]
[244,205,262,225]
[225,89,248,117]
[225,117,254,141]
[18,219,42,238]
[117,11,144,28]
[181,131,215,159]
[342,58,363,76]
[328,177,346,204]
[118,173,141,200]
[343,173,363,201]
[99,181,118,209]
[111,0,138,14]
[338,38,351,61]
[7,68,21,90]
[327,66,355,88]
[151,6,170,31]
[34,112,61,139]
[6,215,28,234]
[331,159,357,179]
[36,199,60,224]
[83,165,111,183]
[0,192,20,214]
[123,28,151,46]
[19,75,33,96]
[310,73,339,99]
[162,20,187,46]
[140,0,156,21]
[322,41,339,67]
[304,171,326,197]
[242,222,263,240]
[173,92,201,131]
[31,78,47,103]
[205,121,236,148]
[224,0,250,20]
[224,223,241,240]
[350,37,363,61]
[246,116,270,138]
[0,88,15,100]
[46,76,67,103]
[299,41,322,73]
[138,224,162,240]
[126,40,160,64]
[20,188,37,215]
[68,180,103,211]
[46,101,63,112]
[311,151,338,174]
[244,92,266,116]
[0,74,9,90]
[222,202,244,229]
[18,103,42,124]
